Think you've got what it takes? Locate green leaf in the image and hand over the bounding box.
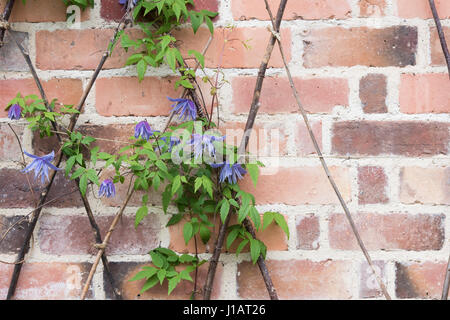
[183,222,193,245]
[249,206,261,231]
[263,212,275,230]
[129,267,158,282]
[140,275,159,293]
[157,268,166,285]
[150,251,164,268]
[135,206,149,228]
[86,169,99,185]
[168,276,179,295]
[226,227,240,250]
[165,48,177,71]
[199,225,211,244]
[235,239,249,256]
[194,177,203,193]
[136,59,147,81]
[156,160,168,173]
[188,50,205,69]
[180,269,193,282]
[65,156,76,177]
[79,174,88,197]
[246,163,259,187]
[166,213,183,226]
[202,176,213,199]
[250,239,261,264]
[162,186,172,213]
[220,200,230,223]
[172,175,182,195]
[274,213,290,239]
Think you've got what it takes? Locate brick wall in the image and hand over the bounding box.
[0,0,449,300]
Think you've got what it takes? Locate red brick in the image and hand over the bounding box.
[0,78,83,118]
[360,74,388,114]
[295,121,322,156]
[359,0,386,17]
[396,261,446,299]
[36,29,143,70]
[46,171,85,208]
[169,214,288,254]
[5,262,93,300]
[95,77,179,117]
[296,214,320,250]
[237,260,353,299]
[303,26,417,68]
[239,166,351,205]
[0,215,30,254]
[431,27,450,66]
[399,167,450,205]
[360,261,386,298]
[332,121,450,156]
[39,214,160,255]
[358,166,388,204]
[329,213,444,251]
[0,264,13,299]
[219,121,288,157]
[397,0,450,19]
[0,31,29,72]
[232,76,349,114]
[400,73,450,114]
[104,261,223,299]
[0,123,24,161]
[232,0,351,21]
[0,168,42,208]
[174,27,291,69]
[10,0,90,22]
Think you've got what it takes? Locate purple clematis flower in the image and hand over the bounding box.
[98,179,116,198]
[190,134,225,160]
[22,150,61,184]
[134,120,154,141]
[167,97,197,121]
[160,135,181,153]
[8,104,21,120]
[210,161,247,185]
[119,0,138,5]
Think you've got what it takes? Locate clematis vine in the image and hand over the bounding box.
[22,150,61,184]
[8,104,21,120]
[160,135,181,153]
[134,120,155,141]
[168,97,197,121]
[98,179,116,198]
[210,161,247,185]
[190,134,225,160]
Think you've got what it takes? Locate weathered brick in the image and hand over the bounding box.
[0,78,83,118]
[239,166,351,205]
[431,27,450,66]
[359,0,386,17]
[10,0,90,22]
[295,121,322,156]
[0,123,24,161]
[303,26,418,68]
[0,264,13,299]
[399,167,450,205]
[36,29,143,70]
[0,168,41,208]
[0,31,29,72]
[359,74,388,113]
[174,27,291,69]
[232,76,348,114]
[169,213,288,254]
[400,73,450,113]
[232,0,351,21]
[95,77,179,117]
[47,171,85,208]
[237,260,353,299]
[12,263,93,300]
[358,166,388,204]
[219,121,288,157]
[329,213,445,251]
[360,261,386,298]
[39,214,160,255]
[0,215,30,254]
[396,261,446,299]
[296,214,320,250]
[397,0,450,19]
[332,121,450,156]
[104,261,223,299]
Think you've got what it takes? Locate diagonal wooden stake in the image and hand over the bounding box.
[262,0,391,300]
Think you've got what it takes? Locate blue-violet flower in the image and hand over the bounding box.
[167,97,197,121]
[210,162,247,185]
[190,134,225,160]
[8,104,21,120]
[98,179,116,198]
[22,150,61,184]
[134,120,154,141]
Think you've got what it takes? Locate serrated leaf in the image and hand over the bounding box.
[136,59,147,81]
[220,200,230,223]
[135,206,148,228]
[65,156,76,177]
[140,275,159,293]
[263,212,275,230]
[274,213,290,239]
[250,239,260,264]
[166,213,183,227]
[246,163,259,187]
[157,268,166,285]
[226,227,240,250]
[183,222,193,245]
[199,225,211,244]
[150,251,165,268]
[168,277,178,295]
[235,239,249,256]
[79,174,88,197]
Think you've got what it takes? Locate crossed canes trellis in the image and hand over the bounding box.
[0,0,449,300]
